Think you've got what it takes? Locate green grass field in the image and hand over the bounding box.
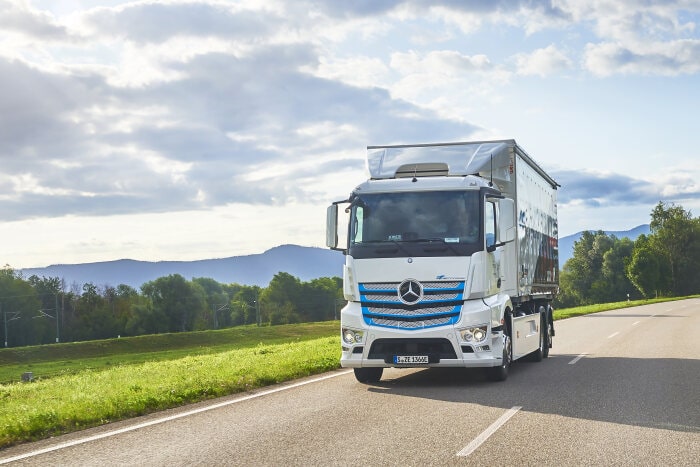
[0,322,338,384]
[1,296,695,449]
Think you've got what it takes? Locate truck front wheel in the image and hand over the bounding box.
[354,367,383,384]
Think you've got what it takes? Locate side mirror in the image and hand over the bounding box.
[498,198,516,243]
[326,204,338,249]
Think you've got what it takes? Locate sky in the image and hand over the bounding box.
[1,0,699,268]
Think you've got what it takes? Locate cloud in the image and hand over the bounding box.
[516,44,573,76]
[82,2,279,44]
[553,169,700,207]
[555,0,700,76]
[0,39,476,222]
[423,0,571,34]
[584,40,700,76]
[0,0,70,40]
[0,57,98,163]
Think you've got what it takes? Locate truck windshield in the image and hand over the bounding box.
[349,191,481,258]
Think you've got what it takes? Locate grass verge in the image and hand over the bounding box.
[0,336,340,448]
[552,295,698,320]
[0,322,338,384]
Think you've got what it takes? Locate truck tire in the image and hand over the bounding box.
[543,312,552,359]
[529,308,549,362]
[528,313,549,362]
[487,332,511,382]
[354,367,383,383]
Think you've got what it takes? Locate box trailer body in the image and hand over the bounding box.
[326,139,559,382]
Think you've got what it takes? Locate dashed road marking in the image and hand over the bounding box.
[569,353,587,365]
[457,406,522,457]
[608,331,620,339]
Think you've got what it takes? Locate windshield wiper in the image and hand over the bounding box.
[359,239,412,256]
[404,237,461,255]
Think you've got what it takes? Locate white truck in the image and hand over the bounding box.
[326,139,559,383]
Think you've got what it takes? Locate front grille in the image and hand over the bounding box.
[368,338,458,362]
[359,280,464,330]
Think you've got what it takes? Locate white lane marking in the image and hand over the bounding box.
[632,321,640,326]
[608,331,620,339]
[568,353,587,365]
[0,370,353,465]
[457,406,522,457]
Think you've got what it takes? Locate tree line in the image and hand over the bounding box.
[555,202,700,308]
[0,270,344,348]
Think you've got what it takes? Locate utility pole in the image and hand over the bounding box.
[254,300,261,327]
[55,293,60,343]
[212,303,229,329]
[3,303,21,348]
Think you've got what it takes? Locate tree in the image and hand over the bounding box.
[0,267,41,347]
[260,272,303,325]
[231,285,261,326]
[141,275,207,333]
[559,231,614,305]
[302,277,344,322]
[626,234,669,298]
[26,275,62,344]
[600,237,638,302]
[193,277,232,329]
[650,202,700,295]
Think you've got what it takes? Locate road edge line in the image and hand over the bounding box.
[0,370,353,465]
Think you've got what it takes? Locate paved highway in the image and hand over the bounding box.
[2,299,698,465]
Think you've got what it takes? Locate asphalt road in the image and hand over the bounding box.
[2,299,699,466]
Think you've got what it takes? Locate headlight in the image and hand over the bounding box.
[342,328,364,345]
[459,325,488,343]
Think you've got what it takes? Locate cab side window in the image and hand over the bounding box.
[485,201,496,248]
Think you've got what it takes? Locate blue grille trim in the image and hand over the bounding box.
[358,281,465,330]
[360,295,464,306]
[362,306,461,321]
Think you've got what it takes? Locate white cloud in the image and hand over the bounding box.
[555,0,700,76]
[516,44,573,76]
[0,0,70,40]
[584,39,700,76]
[309,55,390,89]
[386,49,509,121]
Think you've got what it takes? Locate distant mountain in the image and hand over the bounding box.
[21,229,650,289]
[21,245,346,289]
[558,224,650,268]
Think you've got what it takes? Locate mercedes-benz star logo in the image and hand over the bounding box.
[398,279,423,305]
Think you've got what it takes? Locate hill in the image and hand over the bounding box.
[558,224,650,267]
[21,226,650,288]
[21,245,346,289]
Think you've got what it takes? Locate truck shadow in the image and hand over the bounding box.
[366,355,700,433]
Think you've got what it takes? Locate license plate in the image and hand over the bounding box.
[394,355,429,364]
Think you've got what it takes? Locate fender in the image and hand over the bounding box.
[490,293,513,332]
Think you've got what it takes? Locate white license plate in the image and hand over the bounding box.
[394,355,429,364]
